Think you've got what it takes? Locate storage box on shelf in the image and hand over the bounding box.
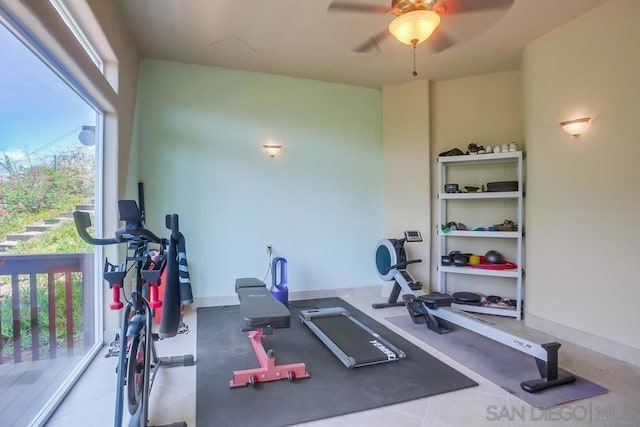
[437,151,524,319]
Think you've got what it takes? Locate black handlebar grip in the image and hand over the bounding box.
[166,214,180,240]
[384,258,423,273]
[73,211,119,246]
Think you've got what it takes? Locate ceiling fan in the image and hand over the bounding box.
[328,0,514,55]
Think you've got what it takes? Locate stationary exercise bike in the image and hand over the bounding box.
[372,230,423,309]
[73,189,194,427]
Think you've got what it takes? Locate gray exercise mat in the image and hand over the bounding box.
[196,298,477,427]
[385,314,608,408]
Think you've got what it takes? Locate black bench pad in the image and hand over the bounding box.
[235,277,267,292]
[235,278,290,331]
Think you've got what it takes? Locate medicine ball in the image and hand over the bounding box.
[485,250,505,264]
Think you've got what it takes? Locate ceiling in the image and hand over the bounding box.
[114,0,605,88]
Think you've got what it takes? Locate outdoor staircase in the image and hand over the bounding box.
[0,204,94,253]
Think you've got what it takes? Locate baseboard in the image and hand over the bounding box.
[290,284,382,300]
[194,294,239,308]
[525,311,640,367]
[194,284,383,308]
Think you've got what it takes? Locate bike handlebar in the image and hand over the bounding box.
[114,221,164,244]
[73,211,120,246]
[73,202,181,247]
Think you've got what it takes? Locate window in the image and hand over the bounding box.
[50,0,119,93]
[50,0,103,71]
[0,10,102,426]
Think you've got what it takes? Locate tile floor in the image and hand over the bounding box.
[48,288,640,426]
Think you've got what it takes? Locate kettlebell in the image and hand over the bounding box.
[441,250,459,266]
[454,252,472,266]
[443,251,469,267]
[453,254,468,266]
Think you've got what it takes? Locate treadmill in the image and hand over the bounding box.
[300,307,405,368]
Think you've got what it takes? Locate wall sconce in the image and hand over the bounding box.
[262,144,283,157]
[560,117,591,137]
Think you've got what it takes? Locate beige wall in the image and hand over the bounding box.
[86,0,140,199]
[382,81,431,287]
[429,71,524,291]
[522,0,640,351]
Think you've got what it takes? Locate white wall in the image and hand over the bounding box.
[522,0,640,352]
[382,81,431,288]
[133,59,383,299]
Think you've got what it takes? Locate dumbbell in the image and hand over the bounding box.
[441,251,471,266]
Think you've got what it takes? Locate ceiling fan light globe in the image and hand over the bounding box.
[389,10,441,45]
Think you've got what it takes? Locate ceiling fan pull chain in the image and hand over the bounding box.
[412,39,418,77]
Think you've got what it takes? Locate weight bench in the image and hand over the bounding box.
[229,278,310,388]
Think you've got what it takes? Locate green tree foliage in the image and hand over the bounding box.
[0,147,94,220]
[0,147,94,362]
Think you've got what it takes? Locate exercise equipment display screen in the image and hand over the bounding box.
[404,230,422,242]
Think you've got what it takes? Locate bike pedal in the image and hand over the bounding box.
[177,322,190,335]
[104,333,121,358]
[152,333,160,341]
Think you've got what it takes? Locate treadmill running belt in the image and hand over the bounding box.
[311,315,394,366]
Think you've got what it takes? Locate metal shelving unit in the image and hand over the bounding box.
[437,151,524,319]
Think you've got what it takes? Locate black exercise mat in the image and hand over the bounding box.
[196,298,477,427]
[386,314,608,409]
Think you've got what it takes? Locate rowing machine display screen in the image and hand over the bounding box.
[404,230,422,242]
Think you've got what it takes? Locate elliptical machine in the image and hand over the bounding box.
[372,230,423,309]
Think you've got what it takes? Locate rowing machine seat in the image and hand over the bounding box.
[417,292,454,308]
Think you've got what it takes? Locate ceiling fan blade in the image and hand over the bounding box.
[426,28,456,53]
[437,0,514,15]
[328,2,390,14]
[353,28,390,53]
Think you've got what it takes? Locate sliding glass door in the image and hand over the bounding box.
[0,19,101,426]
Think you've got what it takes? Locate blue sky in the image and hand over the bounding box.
[0,22,95,163]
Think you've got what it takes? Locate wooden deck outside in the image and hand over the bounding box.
[0,252,96,425]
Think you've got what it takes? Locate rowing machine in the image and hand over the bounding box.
[372,230,423,309]
[404,292,576,392]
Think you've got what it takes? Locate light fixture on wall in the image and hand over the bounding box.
[262,144,283,157]
[560,117,591,137]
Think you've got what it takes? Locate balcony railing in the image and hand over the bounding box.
[0,253,94,364]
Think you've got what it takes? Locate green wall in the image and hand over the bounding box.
[134,59,383,298]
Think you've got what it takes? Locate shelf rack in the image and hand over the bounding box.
[437,151,524,319]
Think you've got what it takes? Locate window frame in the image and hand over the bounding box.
[0,3,109,425]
